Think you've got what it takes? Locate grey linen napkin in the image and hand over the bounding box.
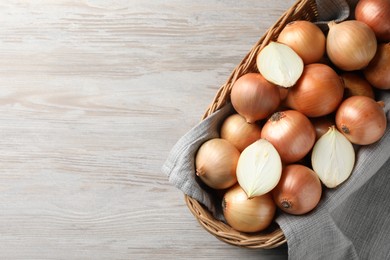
[277,89,390,260]
[162,0,390,259]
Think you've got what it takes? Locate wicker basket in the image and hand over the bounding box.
[185,0,319,249]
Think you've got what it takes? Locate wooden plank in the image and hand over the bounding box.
[0,0,295,258]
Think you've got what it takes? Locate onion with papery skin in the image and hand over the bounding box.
[261,110,316,163]
[220,113,262,152]
[195,138,240,189]
[335,96,387,145]
[272,164,322,215]
[312,126,355,188]
[278,86,289,101]
[285,63,344,117]
[364,43,390,90]
[277,20,326,64]
[256,41,304,88]
[341,72,375,99]
[236,139,282,198]
[311,115,335,140]
[222,184,276,233]
[355,0,390,42]
[231,73,280,123]
[326,20,377,71]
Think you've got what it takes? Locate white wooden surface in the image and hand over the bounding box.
[0,0,296,259]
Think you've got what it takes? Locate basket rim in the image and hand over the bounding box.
[185,195,287,249]
[185,0,319,249]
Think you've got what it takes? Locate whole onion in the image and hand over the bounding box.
[277,20,326,64]
[363,43,390,90]
[231,73,280,123]
[355,0,390,42]
[336,96,387,145]
[285,63,344,117]
[272,164,322,215]
[195,138,240,189]
[222,184,276,233]
[220,113,262,152]
[261,110,316,163]
[326,20,377,71]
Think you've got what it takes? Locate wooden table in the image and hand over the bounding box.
[0,0,295,258]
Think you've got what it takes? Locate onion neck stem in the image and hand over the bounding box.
[196,169,205,176]
[328,20,337,29]
[377,101,385,108]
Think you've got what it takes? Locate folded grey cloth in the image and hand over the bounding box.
[162,103,235,220]
[162,0,390,259]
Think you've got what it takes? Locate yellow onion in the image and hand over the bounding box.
[326,20,377,71]
[277,20,326,64]
[335,96,387,145]
[312,126,355,188]
[278,86,289,101]
[285,63,344,117]
[272,164,322,215]
[341,72,375,99]
[355,0,390,42]
[311,115,335,140]
[261,110,316,163]
[231,73,280,123]
[363,43,390,90]
[222,184,276,233]
[236,139,282,198]
[220,113,262,152]
[256,41,304,88]
[195,138,240,189]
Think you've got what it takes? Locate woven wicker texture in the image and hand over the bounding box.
[185,0,319,249]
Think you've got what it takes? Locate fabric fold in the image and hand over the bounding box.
[161,103,234,218]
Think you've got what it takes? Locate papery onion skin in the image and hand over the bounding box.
[278,87,289,101]
[326,20,377,71]
[261,110,316,164]
[231,73,280,123]
[341,72,375,99]
[363,43,390,90]
[355,0,390,42]
[220,113,262,152]
[195,138,240,189]
[285,63,344,117]
[222,184,276,233]
[311,115,335,140]
[277,20,326,64]
[335,96,387,145]
[272,164,322,215]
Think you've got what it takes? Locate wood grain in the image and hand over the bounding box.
[0,0,295,258]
